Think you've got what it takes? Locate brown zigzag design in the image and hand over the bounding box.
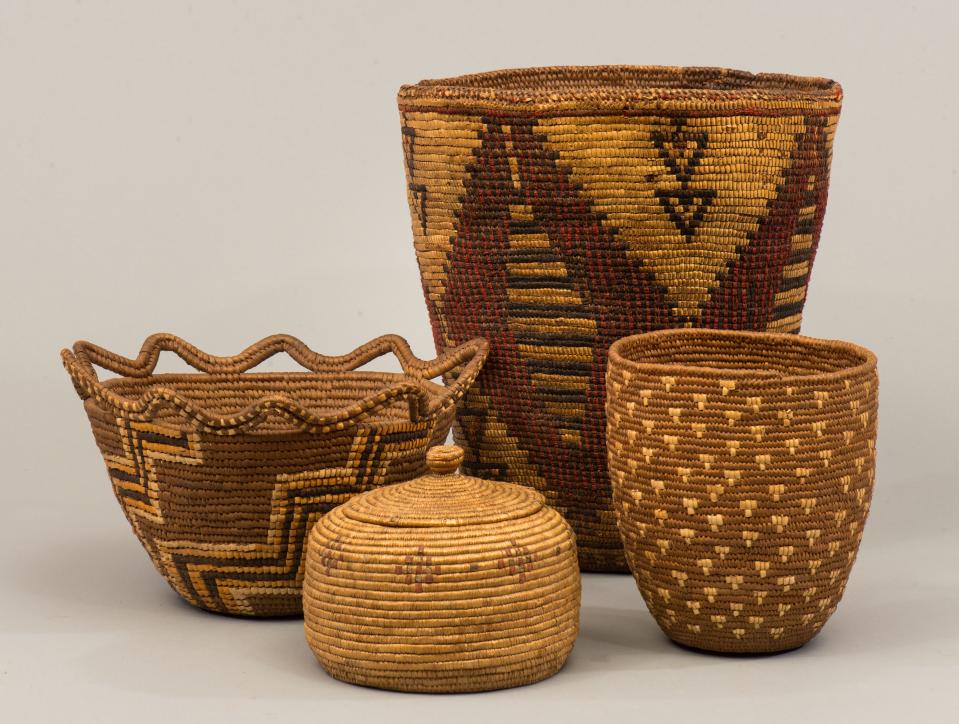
[107,419,431,615]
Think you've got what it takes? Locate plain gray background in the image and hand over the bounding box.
[2,1,957,721]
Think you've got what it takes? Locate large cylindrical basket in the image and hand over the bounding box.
[606,329,877,652]
[62,333,488,617]
[398,65,843,571]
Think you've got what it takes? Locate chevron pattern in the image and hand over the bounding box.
[652,120,717,242]
[402,104,838,571]
[104,418,433,615]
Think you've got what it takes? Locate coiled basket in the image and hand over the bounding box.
[304,444,580,693]
[62,333,488,617]
[606,329,877,652]
[399,65,843,571]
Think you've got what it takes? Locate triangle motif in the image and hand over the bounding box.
[537,114,805,321]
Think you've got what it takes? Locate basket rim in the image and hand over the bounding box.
[398,65,842,116]
[62,333,488,434]
[608,329,876,385]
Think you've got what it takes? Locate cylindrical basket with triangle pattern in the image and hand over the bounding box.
[398,65,843,571]
[606,329,878,652]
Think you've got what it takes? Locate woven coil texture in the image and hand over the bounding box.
[62,334,488,617]
[398,65,843,572]
[303,445,581,693]
[606,329,878,652]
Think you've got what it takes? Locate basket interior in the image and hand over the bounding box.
[100,371,447,430]
[614,332,871,379]
[408,66,838,101]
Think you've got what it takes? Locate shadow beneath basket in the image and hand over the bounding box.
[571,603,695,672]
[666,637,808,659]
[10,528,312,628]
[5,531,179,633]
[16,531,956,701]
[549,573,698,674]
[564,566,959,674]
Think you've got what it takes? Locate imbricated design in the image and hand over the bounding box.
[106,420,203,529]
[606,329,878,652]
[63,333,488,616]
[399,66,843,571]
[156,424,430,615]
[652,119,717,242]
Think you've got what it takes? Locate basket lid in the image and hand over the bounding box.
[342,445,545,528]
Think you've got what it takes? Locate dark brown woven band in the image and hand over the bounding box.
[399,65,842,117]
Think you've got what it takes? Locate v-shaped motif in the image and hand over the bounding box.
[407,110,834,571]
[652,120,717,242]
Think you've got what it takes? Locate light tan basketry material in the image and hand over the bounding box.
[303,444,581,693]
[398,65,843,573]
[62,334,488,617]
[606,329,878,653]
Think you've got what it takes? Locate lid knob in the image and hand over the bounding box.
[426,445,464,475]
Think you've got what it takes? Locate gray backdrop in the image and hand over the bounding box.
[2,1,956,721]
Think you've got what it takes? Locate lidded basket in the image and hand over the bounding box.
[606,329,878,653]
[398,65,844,572]
[303,444,581,693]
[62,333,487,617]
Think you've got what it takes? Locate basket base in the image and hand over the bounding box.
[172,584,304,619]
[314,654,572,694]
[665,632,815,656]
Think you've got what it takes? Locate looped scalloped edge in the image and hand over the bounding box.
[62,333,488,435]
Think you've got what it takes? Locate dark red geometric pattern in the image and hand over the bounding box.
[438,120,674,567]
[401,69,841,571]
[411,115,835,571]
[699,117,832,330]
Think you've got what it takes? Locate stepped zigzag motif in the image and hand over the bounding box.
[107,419,428,615]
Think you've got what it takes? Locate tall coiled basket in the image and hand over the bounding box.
[398,65,843,571]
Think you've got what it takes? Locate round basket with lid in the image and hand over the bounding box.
[302,444,581,692]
